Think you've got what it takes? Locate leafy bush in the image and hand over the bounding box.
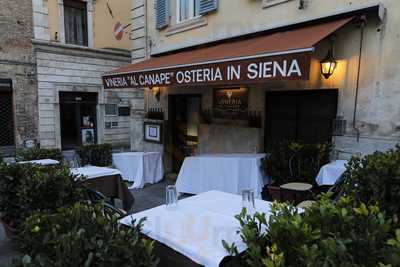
[16,148,63,162]
[0,163,86,228]
[262,141,333,185]
[13,202,157,267]
[76,144,112,167]
[225,195,400,267]
[341,145,400,215]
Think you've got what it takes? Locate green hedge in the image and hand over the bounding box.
[225,146,400,266]
[13,203,157,267]
[16,148,63,162]
[0,164,86,228]
[341,145,400,215]
[76,144,112,167]
[224,196,399,267]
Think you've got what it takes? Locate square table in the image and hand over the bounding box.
[315,160,348,186]
[71,166,134,211]
[175,154,268,199]
[112,152,164,189]
[119,190,274,267]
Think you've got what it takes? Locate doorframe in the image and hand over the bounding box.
[53,86,103,149]
[59,91,99,150]
[264,89,339,149]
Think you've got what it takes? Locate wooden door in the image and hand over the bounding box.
[265,89,338,148]
[0,91,14,148]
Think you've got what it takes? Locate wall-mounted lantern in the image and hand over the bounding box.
[151,86,161,101]
[320,49,337,79]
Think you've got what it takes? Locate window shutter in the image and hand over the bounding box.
[198,0,218,15]
[155,0,169,30]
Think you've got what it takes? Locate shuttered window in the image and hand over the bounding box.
[64,0,88,46]
[156,0,170,29]
[198,0,217,15]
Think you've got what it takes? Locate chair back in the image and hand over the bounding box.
[288,153,319,182]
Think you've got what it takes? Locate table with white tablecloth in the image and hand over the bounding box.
[71,166,134,211]
[112,152,164,189]
[119,190,274,267]
[315,160,348,186]
[17,159,60,166]
[70,166,122,179]
[176,154,268,199]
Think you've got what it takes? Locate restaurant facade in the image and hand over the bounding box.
[103,0,400,173]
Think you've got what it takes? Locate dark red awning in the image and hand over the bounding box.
[103,17,353,89]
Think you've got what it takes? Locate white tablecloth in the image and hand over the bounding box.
[70,166,122,179]
[112,152,164,189]
[18,159,60,166]
[119,190,274,267]
[176,154,267,199]
[315,160,348,186]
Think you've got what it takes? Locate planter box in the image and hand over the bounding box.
[0,218,16,238]
[266,184,311,204]
[266,185,282,202]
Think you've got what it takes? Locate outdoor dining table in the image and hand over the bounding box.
[71,166,134,211]
[119,190,274,267]
[175,154,268,199]
[17,159,60,166]
[112,152,164,189]
[315,160,348,186]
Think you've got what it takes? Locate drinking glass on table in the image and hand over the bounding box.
[242,189,255,214]
[166,185,178,210]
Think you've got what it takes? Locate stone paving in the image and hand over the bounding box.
[0,180,181,267]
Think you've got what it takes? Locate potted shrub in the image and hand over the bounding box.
[76,143,112,167]
[0,163,86,237]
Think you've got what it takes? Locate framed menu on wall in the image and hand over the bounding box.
[213,87,248,119]
[144,122,163,143]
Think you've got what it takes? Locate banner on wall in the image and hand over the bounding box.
[102,52,311,89]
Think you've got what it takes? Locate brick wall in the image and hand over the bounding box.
[0,0,38,151]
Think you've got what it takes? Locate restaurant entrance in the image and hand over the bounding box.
[60,92,98,150]
[168,94,201,173]
[0,80,14,156]
[265,89,338,148]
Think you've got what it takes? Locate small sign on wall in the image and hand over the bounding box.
[213,87,248,119]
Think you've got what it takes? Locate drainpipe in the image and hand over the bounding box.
[353,16,367,142]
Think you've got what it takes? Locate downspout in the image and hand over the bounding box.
[352,16,367,142]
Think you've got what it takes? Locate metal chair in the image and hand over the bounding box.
[280,153,314,204]
[85,187,126,218]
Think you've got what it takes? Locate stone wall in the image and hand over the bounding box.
[0,0,38,152]
[34,41,140,149]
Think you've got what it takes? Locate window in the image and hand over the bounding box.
[118,107,131,117]
[177,0,199,23]
[64,0,88,46]
[105,104,118,116]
